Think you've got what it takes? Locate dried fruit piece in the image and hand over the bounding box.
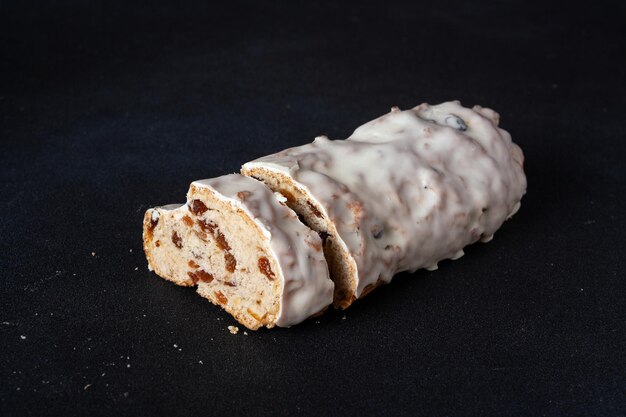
[146,214,159,239]
[187,271,199,284]
[182,215,194,227]
[197,219,216,234]
[188,260,200,269]
[155,240,161,247]
[198,219,237,272]
[172,231,183,249]
[444,114,467,131]
[188,269,214,284]
[214,291,228,305]
[224,253,237,273]
[258,257,275,281]
[189,199,208,216]
[371,224,384,239]
[197,269,214,282]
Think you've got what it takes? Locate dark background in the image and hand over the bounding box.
[1,0,625,416]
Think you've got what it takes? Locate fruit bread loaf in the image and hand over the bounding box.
[142,174,334,329]
[242,101,527,308]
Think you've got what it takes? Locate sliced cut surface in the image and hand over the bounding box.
[143,174,333,330]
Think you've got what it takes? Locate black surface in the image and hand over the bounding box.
[1,1,625,416]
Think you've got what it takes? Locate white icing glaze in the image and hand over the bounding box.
[192,174,333,327]
[158,204,185,211]
[243,101,527,298]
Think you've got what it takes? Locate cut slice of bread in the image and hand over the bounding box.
[240,164,360,308]
[143,174,333,330]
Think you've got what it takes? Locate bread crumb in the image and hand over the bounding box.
[198,360,203,365]
[134,267,138,271]
[243,331,248,336]
[20,335,26,340]
[91,252,96,257]
[342,316,347,320]
[173,344,178,348]
[228,325,239,334]
[84,384,91,390]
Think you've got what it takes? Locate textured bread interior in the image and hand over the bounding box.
[142,184,282,330]
[242,166,357,308]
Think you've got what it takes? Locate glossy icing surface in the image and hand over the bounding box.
[244,101,527,297]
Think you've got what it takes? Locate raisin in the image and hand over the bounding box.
[371,224,384,239]
[307,201,323,218]
[146,212,159,239]
[224,253,237,273]
[188,269,213,284]
[198,220,237,272]
[189,199,208,215]
[155,240,161,247]
[149,216,159,233]
[215,291,228,305]
[198,220,236,272]
[188,260,200,269]
[198,219,216,235]
[182,215,194,227]
[215,230,231,251]
[224,281,237,287]
[187,271,199,283]
[172,231,183,248]
[258,257,275,281]
[444,114,467,131]
[197,269,213,282]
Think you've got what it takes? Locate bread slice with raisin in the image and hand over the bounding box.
[242,101,526,308]
[142,174,333,330]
